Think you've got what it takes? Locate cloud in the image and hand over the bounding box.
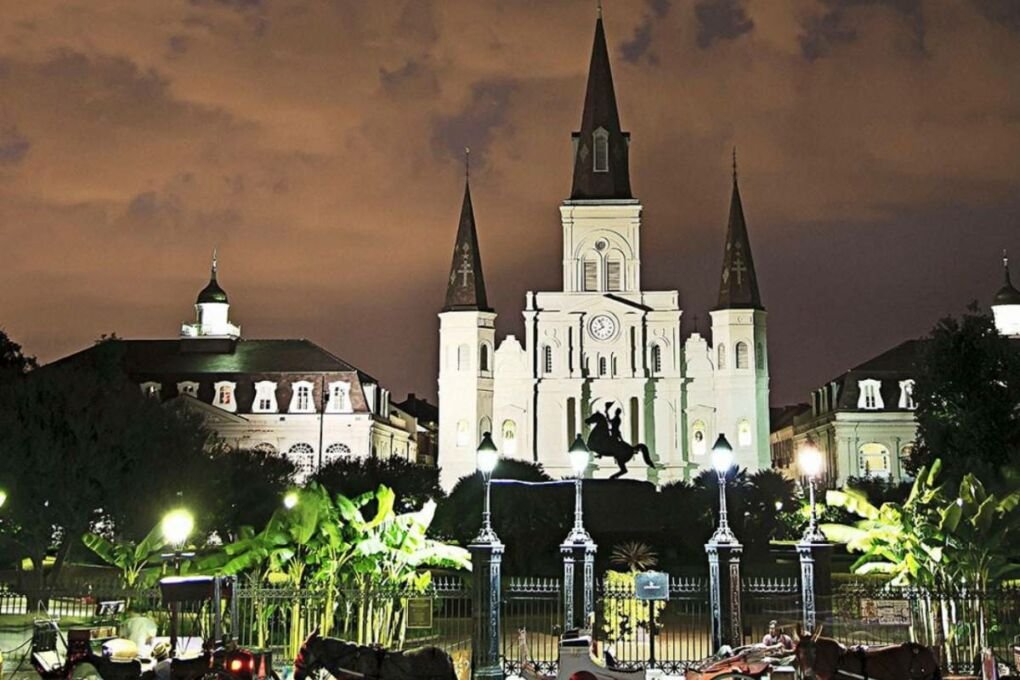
[694,0,754,49]
[971,0,1020,33]
[799,0,926,61]
[431,79,516,166]
[620,0,671,64]
[0,126,30,164]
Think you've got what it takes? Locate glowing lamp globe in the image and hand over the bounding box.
[161,508,194,547]
[711,434,734,473]
[283,492,299,510]
[568,434,590,477]
[476,432,499,476]
[0,490,7,509]
[799,442,823,479]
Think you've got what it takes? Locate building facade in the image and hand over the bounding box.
[438,13,771,490]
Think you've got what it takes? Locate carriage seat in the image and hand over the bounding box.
[103,638,141,661]
[33,650,62,674]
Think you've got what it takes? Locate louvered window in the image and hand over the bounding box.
[607,259,622,291]
[593,128,609,172]
[583,260,598,291]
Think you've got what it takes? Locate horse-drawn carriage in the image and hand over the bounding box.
[30,576,275,680]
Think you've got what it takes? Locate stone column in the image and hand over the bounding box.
[706,541,743,650]
[470,540,505,679]
[798,541,833,632]
[561,539,597,631]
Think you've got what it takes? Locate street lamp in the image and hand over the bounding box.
[710,434,737,544]
[474,432,500,544]
[161,506,194,659]
[283,491,299,510]
[799,441,826,543]
[0,489,6,510]
[565,434,592,543]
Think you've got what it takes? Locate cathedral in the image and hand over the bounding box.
[438,12,770,491]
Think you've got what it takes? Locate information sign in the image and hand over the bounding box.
[635,571,670,601]
[406,598,433,630]
[860,599,910,625]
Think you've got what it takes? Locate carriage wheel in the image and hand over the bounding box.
[70,662,103,680]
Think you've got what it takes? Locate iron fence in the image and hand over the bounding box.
[501,577,562,676]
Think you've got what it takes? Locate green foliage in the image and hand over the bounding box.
[207,448,296,543]
[312,456,443,512]
[82,523,166,588]
[910,307,1020,484]
[609,542,658,572]
[599,570,664,644]
[0,328,37,384]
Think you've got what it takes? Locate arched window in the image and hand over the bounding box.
[606,255,623,292]
[857,443,891,477]
[717,344,727,370]
[599,356,607,377]
[857,379,883,410]
[253,442,277,455]
[456,419,469,447]
[327,381,351,412]
[737,420,752,447]
[651,345,663,374]
[253,381,278,413]
[593,127,609,173]
[898,380,915,409]
[287,442,316,480]
[214,381,237,412]
[480,343,490,372]
[502,420,517,456]
[583,257,599,291]
[480,416,492,435]
[324,442,350,465]
[630,397,640,443]
[691,421,707,457]
[543,345,553,375]
[736,342,749,369]
[177,381,199,398]
[457,344,470,371]
[289,381,315,413]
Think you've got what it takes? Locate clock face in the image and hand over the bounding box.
[589,314,617,341]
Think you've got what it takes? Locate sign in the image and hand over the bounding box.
[860,599,910,625]
[635,572,670,601]
[406,598,433,630]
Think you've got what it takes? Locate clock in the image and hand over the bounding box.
[589,314,617,341]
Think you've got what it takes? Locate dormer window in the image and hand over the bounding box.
[213,381,237,412]
[327,381,352,413]
[857,379,884,410]
[898,380,916,409]
[177,381,199,398]
[289,380,316,413]
[593,127,609,173]
[140,382,161,398]
[253,381,278,413]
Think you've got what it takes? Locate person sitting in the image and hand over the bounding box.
[151,642,172,680]
[761,620,794,650]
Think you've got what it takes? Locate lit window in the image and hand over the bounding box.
[502,420,517,456]
[456,419,469,447]
[692,421,707,457]
[857,443,890,478]
[717,344,727,370]
[140,382,161,398]
[289,381,315,413]
[651,345,662,374]
[253,381,278,413]
[857,379,883,410]
[606,258,622,291]
[543,346,553,375]
[177,381,199,398]
[213,381,237,412]
[898,380,915,409]
[327,381,351,412]
[738,420,752,448]
[593,127,609,173]
[583,259,599,291]
[736,342,749,369]
[287,442,317,481]
[253,442,277,455]
[480,416,492,435]
[324,442,350,465]
[480,344,490,372]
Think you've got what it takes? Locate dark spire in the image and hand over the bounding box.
[443,157,492,312]
[994,250,1020,306]
[716,158,763,310]
[196,248,229,304]
[570,9,632,200]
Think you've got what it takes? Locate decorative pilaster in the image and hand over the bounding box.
[798,541,833,632]
[561,539,597,631]
[706,541,743,650]
[470,540,505,679]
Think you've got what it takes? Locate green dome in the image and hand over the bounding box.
[197,277,228,304]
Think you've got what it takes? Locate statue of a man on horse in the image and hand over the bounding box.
[584,401,659,479]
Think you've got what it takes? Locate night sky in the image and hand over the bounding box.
[1,0,1018,407]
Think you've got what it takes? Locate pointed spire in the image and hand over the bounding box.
[716,158,763,310]
[1004,250,1012,287]
[197,248,228,304]
[570,8,632,200]
[443,173,492,312]
[994,249,1020,307]
[211,247,218,279]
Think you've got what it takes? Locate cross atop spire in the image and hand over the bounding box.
[716,158,763,311]
[211,247,218,278]
[1004,249,1011,285]
[569,9,632,201]
[443,174,492,312]
[465,147,470,180]
[596,0,603,19]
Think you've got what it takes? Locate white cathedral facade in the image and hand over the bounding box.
[438,13,770,491]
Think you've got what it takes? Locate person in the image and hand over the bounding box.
[761,620,794,650]
[151,641,172,680]
[609,407,623,442]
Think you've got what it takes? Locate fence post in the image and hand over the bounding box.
[561,538,596,631]
[798,541,833,632]
[706,542,743,651]
[470,539,504,679]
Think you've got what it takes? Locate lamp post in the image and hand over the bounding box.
[161,507,194,657]
[470,432,503,679]
[0,489,6,510]
[561,434,597,632]
[705,433,742,652]
[797,440,832,633]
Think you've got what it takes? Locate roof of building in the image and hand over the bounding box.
[443,177,492,312]
[994,254,1020,306]
[716,161,763,310]
[569,12,632,201]
[395,393,439,424]
[196,253,229,304]
[770,404,810,432]
[820,339,925,412]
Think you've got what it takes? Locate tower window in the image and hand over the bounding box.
[692,421,707,457]
[543,345,553,375]
[756,342,765,370]
[651,345,662,374]
[606,258,622,291]
[583,259,599,291]
[457,419,469,447]
[736,342,749,369]
[457,344,470,371]
[480,343,490,372]
[738,420,752,447]
[502,419,517,456]
[599,356,607,376]
[717,343,727,370]
[593,128,609,173]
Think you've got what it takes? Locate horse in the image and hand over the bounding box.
[792,625,941,680]
[293,628,457,680]
[583,412,658,479]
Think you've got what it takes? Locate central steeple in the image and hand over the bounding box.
[443,154,491,312]
[716,153,763,310]
[570,9,632,201]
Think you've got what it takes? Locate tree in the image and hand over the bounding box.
[910,306,1020,485]
[0,342,213,586]
[312,456,442,512]
[82,522,166,588]
[207,448,296,542]
[0,328,36,384]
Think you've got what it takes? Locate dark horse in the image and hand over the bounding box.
[793,625,941,680]
[293,629,457,680]
[584,412,658,479]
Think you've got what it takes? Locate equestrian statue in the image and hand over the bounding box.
[584,402,659,480]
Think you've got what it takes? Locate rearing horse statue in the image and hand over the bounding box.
[584,411,658,479]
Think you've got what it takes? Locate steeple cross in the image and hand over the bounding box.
[731,253,747,286]
[457,245,474,287]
